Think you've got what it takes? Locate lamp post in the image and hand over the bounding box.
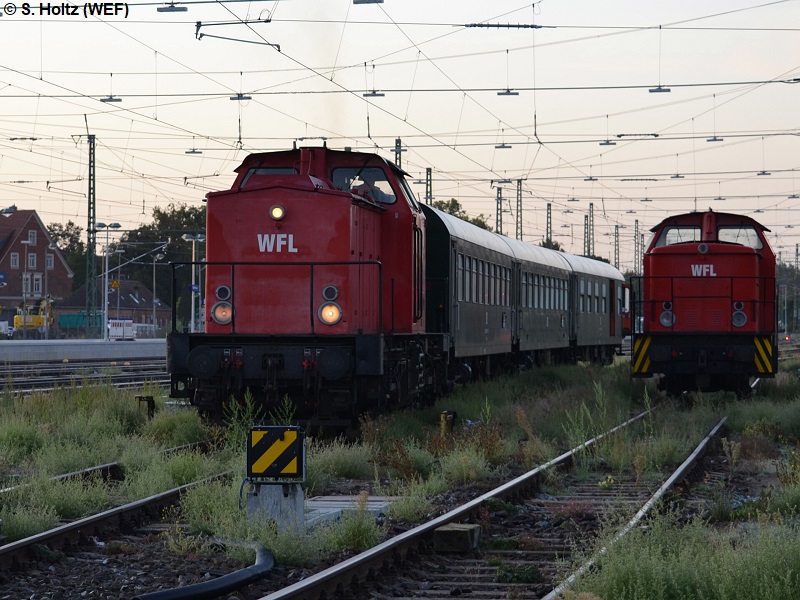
[181,233,205,333]
[20,239,30,340]
[44,241,56,340]
[152,252,164,336]
[95,222,121,340]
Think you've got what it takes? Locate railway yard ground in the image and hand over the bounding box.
[3,358,800,598]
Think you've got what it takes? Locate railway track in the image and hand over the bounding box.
[259,414,725,600]
[0,358,169,392]
[0,408,786,599]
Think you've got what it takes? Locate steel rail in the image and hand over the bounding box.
[258,408,652,600]
[0,473,228,570]
[543,415,728,600]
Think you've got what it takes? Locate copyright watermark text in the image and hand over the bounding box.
[1,2,129,17]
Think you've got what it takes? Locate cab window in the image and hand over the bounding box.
[240,167,298,188]
[332,167,396,204]
[655,226,700,247]
[718,225,763,249]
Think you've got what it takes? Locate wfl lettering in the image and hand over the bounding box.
[258,233,298,253]
[690,264,717,276]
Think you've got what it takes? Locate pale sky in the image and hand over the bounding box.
[2,0,800,272]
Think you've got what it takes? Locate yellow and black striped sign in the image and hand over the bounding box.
[247,426,305,480]
[754,336,775,375]
[632,335,652,374]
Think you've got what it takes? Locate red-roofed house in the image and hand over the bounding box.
[0,207,74,324]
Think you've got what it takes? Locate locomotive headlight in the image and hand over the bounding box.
[211,301,233,325]
[269,204,286,221]
[732,311,747,327]
[659,310,675,327]
[216,285,232,301]
[318,302,342,325]
[322,285,339,301]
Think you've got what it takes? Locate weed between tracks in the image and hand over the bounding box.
[9,360,800,597]
[557,363,800,599]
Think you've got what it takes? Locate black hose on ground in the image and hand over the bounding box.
[131,545,274,600]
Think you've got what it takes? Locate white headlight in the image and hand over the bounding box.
[211,301,233,325]
[659,311,675,327]
[269,204,286,221]
[318,302,342,325]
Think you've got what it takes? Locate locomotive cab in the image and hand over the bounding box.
[167,146,435,424]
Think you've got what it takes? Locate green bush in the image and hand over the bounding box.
[571,513,800,599]
[0,502,59,542]
[439,444,492,484]
[0,421,45,464]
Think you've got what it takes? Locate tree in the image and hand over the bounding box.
[47,221,86,291]
[120,203,206,329]
[540,238,562,251]
[432,198,492,231]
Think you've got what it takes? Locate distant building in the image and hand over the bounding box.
[0,207,73,326]
[56,277,171,338]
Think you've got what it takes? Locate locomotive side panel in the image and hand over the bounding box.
[350,204,382,332]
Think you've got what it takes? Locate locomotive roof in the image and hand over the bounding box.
[649,210,771,233]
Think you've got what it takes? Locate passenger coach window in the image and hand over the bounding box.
[521,273,528,308]
[580,278,585,313]
[466,257,472,302]
[457,254,464,301]
[490,264,496,306]
[477,261,483,304]
[602,283,608,313]
[471,258,477,302]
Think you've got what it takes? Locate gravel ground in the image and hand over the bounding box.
[0,476,481,600]
[0,438,781,600]
[0,528,365,600]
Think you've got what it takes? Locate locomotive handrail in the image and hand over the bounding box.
[168,260,383,335]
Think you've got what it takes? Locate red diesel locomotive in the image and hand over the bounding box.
[631,210,777,395]
[167,145,625,423]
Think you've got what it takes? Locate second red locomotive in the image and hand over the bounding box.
[167,145,625,423]
[631,209,777,395]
